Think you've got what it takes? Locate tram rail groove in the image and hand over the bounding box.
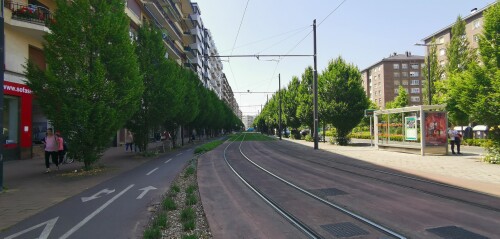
[228,133,407,239]
[223,134,322,239]
[264,140,500,213]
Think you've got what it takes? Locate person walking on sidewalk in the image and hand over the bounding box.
[125,131,134,152]
[55,131,66,164]
[448,126,462,155]
[43,128,59,173]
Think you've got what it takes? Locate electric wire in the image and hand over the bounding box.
[228,0,251,93]
[318,0,348,26]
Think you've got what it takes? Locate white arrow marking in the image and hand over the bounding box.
[146,167,159,175]
[81,188,115,202]
[60,184,134,239]
[164,158,173,164]
[176,152,183,156]
[136,186,158,199]
[5,217,58,239]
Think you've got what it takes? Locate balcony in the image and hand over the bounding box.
[6,1,55,27]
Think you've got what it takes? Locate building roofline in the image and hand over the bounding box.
[361,54,424,72]
[421,2,496,42]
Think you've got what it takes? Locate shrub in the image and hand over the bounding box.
[182,235,198,239]
[182,219,196,231]
[194,140,223,154]
[163,197,177,211]
[304,134,313,142]
[170,184,180,195]
[186,194,197,206]
[143,227,161,239]
[180,207,196,222]
[153,213,168,229]
[186,185,197,194]
[184,166,195,177]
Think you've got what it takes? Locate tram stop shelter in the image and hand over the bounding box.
[374,105,448,156]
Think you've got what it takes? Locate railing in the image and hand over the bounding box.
[6,1,54,27]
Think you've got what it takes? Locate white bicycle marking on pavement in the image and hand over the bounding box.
[59,184,134,239]
[5,217,58,239]
[137,186,157,199]
[81,188,115,202]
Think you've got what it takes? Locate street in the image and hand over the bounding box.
[0,149,193,239]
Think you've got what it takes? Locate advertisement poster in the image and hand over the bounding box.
[425,112,447,146]
[405,116,417,141]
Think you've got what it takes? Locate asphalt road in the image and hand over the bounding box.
[0,149,194,239]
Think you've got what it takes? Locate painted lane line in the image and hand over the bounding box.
[146,167,159,176]
[59,184,134,239]
[5,217,58,239]
[81,188,115,202]
[176,153,183,156]
[164,158,173,164]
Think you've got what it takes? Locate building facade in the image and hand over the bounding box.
[2,0,237,160]
[421,3,495,68]
[242,115,255,130]
[361,52,425,109]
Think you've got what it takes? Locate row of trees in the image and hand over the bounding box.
[254,57,370,145]
[25,0,243,169]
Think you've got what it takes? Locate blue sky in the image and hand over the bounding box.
[194,0,494,116]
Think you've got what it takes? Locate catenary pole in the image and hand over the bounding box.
[313,19,319,150]
[0,1,5,192]
[279,74,282,140]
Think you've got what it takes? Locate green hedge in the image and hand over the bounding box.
[194,140,223,154]
[463,139,490,147]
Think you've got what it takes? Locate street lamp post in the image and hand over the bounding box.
[415,42,442,105]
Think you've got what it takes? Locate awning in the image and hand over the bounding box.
[473,125,488,131]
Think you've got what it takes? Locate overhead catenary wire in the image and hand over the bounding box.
[227,0,251,93]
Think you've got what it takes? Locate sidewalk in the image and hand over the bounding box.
[281,137,500,197]
[0,140,198,231]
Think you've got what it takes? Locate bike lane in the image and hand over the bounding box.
[0,149,194,239]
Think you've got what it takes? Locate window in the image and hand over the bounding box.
[473,20,481,29]
[411,88,420,94]
[410,63,419,69]
[394,72,400,78]
[402,80,409,86]
[421,63,425,69]
[394,80,400,85]
[440,48,446,56]
[402,64,408,69]
[438,37,444,44]
[410,71,419,77]
[410,80,420,85]
[411,96,420,102]
[393,64,399,69]
[402,72,408,77]
[394,88,399,94]
[3,96,20,144]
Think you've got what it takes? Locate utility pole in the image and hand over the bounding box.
[279,74,282,140]
[0,1,5,192]
[313,19,319,150]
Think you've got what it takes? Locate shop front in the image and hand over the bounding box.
[3,81,33,160]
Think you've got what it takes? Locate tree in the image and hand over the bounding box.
[283,76,301,131]
[446,16,476,74]
[386,86,409,109]
[126,24,181,152]
[422,38,445,104]
[319,57,370,145]
[447,2,500,163]
[444,15,476,125]
[296,67,314,130]
[25,0,143,169]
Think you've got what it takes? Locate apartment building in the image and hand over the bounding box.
[361,52,425,109]
[421,3,495,67]
[242,115,255,130]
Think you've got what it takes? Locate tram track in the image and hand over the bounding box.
[263,139,500,213]
[223,134,406,239]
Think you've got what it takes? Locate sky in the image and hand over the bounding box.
[194,0,494,116]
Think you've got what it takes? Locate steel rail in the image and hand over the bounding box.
[237,138,407,239]
[222,134,321,239]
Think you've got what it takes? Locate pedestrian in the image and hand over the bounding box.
[43,128,59,173]
[447,126,462,155]
[125,131,133,152]
[55,131,66,164]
